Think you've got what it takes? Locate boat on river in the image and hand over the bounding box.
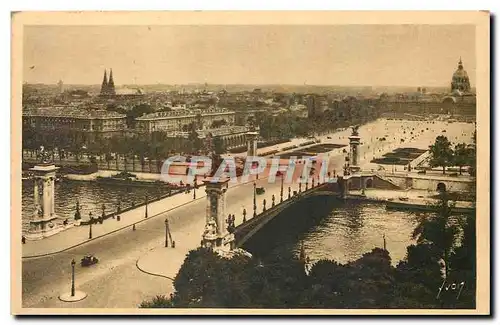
[96,171,182,189]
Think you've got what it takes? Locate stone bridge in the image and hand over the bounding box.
[233,179,340,247]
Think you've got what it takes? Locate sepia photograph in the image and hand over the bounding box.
[10,11,490,315]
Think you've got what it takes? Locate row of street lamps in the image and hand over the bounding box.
[250,173,324,219]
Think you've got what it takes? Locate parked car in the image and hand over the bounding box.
[81,254,99,267]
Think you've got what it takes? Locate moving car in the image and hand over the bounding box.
[81,254,99,267]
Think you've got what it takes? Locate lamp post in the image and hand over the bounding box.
[280,175,284,203]
[253,182,257,218]
[70,259,76,297]
[88,212,93,239]
[144,195,149,218]
[101,203,106,220]
[193,175,197,200]
[165,218,169,247]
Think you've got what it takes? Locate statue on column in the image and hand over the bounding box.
[39,145,52,164]
[247,115,256,132]
[202,218,218,240]
[351,125,359,136]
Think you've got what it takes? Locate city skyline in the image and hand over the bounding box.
[23,25,475,87]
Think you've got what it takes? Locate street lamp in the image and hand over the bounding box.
[145,195,149,218]
[71,259,76,297]
[88,212,93,239]
[165,218,169,248]
[193,175,197,200]
[253,182,257,218]
[280,175,284,203]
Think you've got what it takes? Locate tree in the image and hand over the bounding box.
[392,243,442,308]
[212,136,226,155]
[412,195,461,278]
[448,213,476,308]
[170,247,254,307]
[453,143,469,175]
[429,135,453,174]
[187,123,201,154]
[139,295,173,308]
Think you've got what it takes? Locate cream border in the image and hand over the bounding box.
[11,11,490,315]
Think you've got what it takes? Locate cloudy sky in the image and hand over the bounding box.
[23,24,475,87]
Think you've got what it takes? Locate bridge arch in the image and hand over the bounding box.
[347,179,354,190]
[436,182,447,192]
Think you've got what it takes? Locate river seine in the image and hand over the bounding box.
[21,179,170,233]
[243,196,419,266]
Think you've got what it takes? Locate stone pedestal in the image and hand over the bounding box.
[202,177,235,252]
[26,164,64,240]
[246,131,259,157]
[59,291,87,302]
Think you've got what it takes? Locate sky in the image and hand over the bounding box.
[23,25,476,87]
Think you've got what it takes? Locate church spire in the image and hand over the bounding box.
[108,68,116,95]
[458,57,463,69]
[100,69,108,95]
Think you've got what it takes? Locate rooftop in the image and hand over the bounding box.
[23,106,126,119]
[136,108,235,120]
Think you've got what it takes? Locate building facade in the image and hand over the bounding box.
[22,106,127,144]
[135,108,237,133]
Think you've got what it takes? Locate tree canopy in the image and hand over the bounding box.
[429,135,454,174]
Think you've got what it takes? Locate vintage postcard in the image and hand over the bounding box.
[11,11,490,315]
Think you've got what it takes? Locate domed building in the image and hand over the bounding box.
[441,57,476,116]
[451,58,471,93]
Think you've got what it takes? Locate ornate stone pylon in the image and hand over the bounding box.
[246,131,258,157]
[201,177,234,251]
[26,163,64,240]
[348,126,361,174]
[245,117,259,157]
